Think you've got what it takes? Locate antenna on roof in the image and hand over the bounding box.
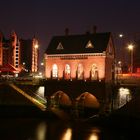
[65,28,69,36]
[93,25,97,34]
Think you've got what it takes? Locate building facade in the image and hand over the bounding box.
[20,37,39,74]
[0,31,20,75]
[44,32,115,82]
[0,31,39,76]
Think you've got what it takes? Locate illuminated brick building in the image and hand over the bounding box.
[0,31,20,75]
[44,31,115,82]
[0,31,39,76]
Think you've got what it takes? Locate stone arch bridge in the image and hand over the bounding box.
[44,80,113,113]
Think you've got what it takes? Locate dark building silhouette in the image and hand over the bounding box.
[134,40,140,72]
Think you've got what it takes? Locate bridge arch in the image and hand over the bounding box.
[50,91,72,108]
[76,92,100,109]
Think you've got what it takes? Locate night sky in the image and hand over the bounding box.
[0,0,140,61]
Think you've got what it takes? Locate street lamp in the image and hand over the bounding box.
[128,44,134,75]
[119,34,124,38]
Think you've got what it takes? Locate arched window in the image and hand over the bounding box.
[77,64,84,80]
[52,64,58,78]
[91,64,98,80]
[64,64,71,79]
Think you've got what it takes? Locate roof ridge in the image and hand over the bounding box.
[53,32,111,38]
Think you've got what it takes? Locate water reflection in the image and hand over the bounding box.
[61,128,72,140]
[35,122,47,140]
[88,127,100,140]
[0,117,136,140]
[88,133,98,140]
[116,87,132,108]
[0,84,139,140]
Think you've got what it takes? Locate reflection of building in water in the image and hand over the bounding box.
[44,30,115,82]
[113,87,132,109]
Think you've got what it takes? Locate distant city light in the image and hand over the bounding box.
[39,72,42,75]
[15,73,18,77]
[118,61,121,64]
[119,34,123,38]
[128,44,134,50]
[41,62,44,66]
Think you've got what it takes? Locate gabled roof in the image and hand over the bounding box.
[46,32,111,54]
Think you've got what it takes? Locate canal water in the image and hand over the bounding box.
[0,117,135,140]
[0,84,140,140]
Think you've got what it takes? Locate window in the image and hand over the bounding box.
[86,40,94,48]
[52,64,58,78]
[77,64,84,79]
[91,64,98,80]
[64,64,71,79]
[57,42,64,50]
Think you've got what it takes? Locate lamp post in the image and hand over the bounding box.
[128,44,134,75]
[118,33,125,64]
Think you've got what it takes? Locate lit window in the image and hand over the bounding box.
[86,40,94,48]
[91,64,98,80]
[57,42,63,50]
[65,64,71,79]
[77,64,84,79]
[52,64,58,78]
[65,64,70,74]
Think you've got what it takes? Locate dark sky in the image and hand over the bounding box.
[0,0,140,61]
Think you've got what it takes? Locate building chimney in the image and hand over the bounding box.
[65,28,69,36]
[86,31,90,35]
[93,25,97,34]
